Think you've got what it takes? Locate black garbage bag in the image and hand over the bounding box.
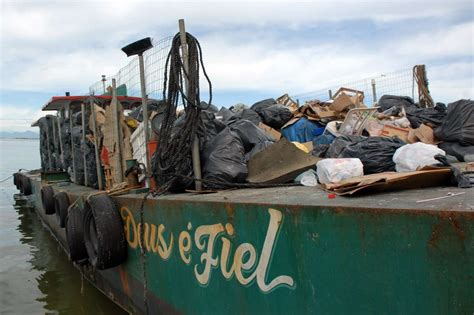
[216,107,234,122]
[245,141,274,162]
[311,144,330,158]
[250,98,277,114]
[378,94,446,128]
[378,95,415,112]
[198,111,227,147]
[325,135,365,158]
[200,102,219,113]
[326,136,405,174]
[229,119,275,152]
[434,99,474,145]
[405,103,446,128]
[438,142,474,162]
[228,109,262,126]
[258,105,292,129]
[434,154,471,188]
[203,127,248,187]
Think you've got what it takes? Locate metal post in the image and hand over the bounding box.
[138,53,151,187]
[51,116,58,170]
[69,104,76,183]
[328,90,333,99]
[101,75,106,94]
[371,79,377,105]
[179,19,202,191]
[89,95,103,190]
[81,103,88,187]
[111,79,124,183]
[56,112,64,170]
[45,118,52,171]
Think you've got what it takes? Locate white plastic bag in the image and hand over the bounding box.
[295,169,318,187]
[316,158,364,184]
[393,143,445,172]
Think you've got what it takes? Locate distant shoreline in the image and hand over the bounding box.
[0,137,39,140]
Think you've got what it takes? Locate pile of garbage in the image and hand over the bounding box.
[167,88,474,194]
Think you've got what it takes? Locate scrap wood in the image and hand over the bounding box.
[247,137,320,184]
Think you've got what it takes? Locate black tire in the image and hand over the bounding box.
[18,174,24,193]
[83,195,127,269]
[54,192,70,228]
[66,205,88,262]
[21,176,32,195]
[41,186,55,214]
[13,173,20,189]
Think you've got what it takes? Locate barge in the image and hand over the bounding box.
[13,170,474,314]
[11,23,474,314]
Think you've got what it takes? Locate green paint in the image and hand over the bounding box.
[114,199,474,315]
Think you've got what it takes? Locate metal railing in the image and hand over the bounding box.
[291,67,417,106]
[89,36,173,99]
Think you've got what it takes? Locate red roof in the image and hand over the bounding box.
[42,95,143,111]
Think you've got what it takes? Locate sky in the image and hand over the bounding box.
[0,0,473,132]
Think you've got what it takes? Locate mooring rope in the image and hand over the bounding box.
[151,32,212,193]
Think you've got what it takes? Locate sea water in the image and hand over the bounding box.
[0,138,125,314]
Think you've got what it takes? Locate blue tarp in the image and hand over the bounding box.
[281,117,323,143]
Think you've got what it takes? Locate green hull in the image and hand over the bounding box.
[26,175,474,314]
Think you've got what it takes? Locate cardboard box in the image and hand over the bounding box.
[329,87,366,112]
[380,124,410,142]
[309,103,337,119]
[411,124,439,145]
[258,122,281,140]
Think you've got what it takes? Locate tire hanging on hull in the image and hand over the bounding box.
[41,186,55,214]
[66,204,88,263]
[54,192,70,228]
[83,195,127,270]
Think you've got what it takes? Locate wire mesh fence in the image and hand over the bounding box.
[89,36,173,99]
[291,67,416,106]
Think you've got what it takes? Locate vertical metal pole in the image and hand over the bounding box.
[81,103,88,187]
[179,19,202,191]
[296,99,300,107]
[89,96,103,190]
[45,119,52,171]
[371,79,377,105]
[328,90,333,99]
[56,112,64,170]
[51,116,58,170]
[138,54,151,187]
[112,79,124,183]
[101,75,107,94]
[69,104,77,183]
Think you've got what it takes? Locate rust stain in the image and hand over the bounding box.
[119,266,131,297]
[427,216,466,248]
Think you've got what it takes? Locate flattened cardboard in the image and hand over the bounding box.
[247,138,320,184]
[320,167,452,195]
[258,122,281,140]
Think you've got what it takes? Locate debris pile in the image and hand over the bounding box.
[146,89,472,195]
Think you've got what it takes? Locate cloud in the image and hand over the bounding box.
[0,0,473,131]
[0,105,45,132]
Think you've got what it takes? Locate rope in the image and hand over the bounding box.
[151,32,212,193]
[0,175,13,183]
[413,65,434,108]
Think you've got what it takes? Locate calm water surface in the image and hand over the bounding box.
[0,138,126,314]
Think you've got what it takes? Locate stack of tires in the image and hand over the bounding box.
[40,185,127,269]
